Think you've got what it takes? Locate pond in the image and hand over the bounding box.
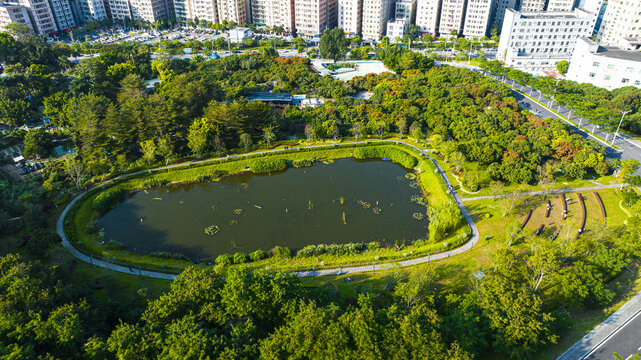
[99,158,429,261]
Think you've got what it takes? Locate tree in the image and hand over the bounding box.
[187,119,211,157]
[304,123,315,140]
[239,132,253,151]
[23,129,49,159]
[262,124,276,146]
[556,60,569,75]
[25,229,60,257]
[350,122,363,141]
[140,139,156,165]
[4,23,34,40]
[156,136,173,165]
[63,155,86,191]
[319,27,349,61]
[293,36,306,54]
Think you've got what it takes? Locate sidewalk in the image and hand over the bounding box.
[557,290,641,360]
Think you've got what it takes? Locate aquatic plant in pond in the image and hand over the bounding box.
[205,225,220,235]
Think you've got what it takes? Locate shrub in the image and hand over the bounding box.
[141,179,169,188]
[353,146,418,168]
[104,240,125,250]
[291,159,314,168]
[271,246,291,259]
[233,252,248,264]
[215,254,233,265]
[250,158,288,173]
[26,229,61,256]
[428,203,463,243]
[93,187,127,213]
[250,249,269,262]
[296,243,368,257]
[148,251,190,261]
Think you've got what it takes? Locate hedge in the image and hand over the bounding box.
[353,146,418,168]
[250,158,288,173]
[93,187,127,213]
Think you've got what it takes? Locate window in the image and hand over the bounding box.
[605,75,611,80]
[589,72,596,78]
[627,67,634,72]
[607,64,615,70]
[622,78,630,83]
[635,80,640,86]
[593,62,600,67]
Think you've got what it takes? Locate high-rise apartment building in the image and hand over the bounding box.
[294,0,336,37]
[361,0,390,40]
[597,0,641,48]
[519,0,545,11]
[463,0,495,37]
[337,0,361,35]
[546,0,575,11]
[77,0,108,21]
[252,0,294,32]
[217,0,249,24]
[497,8,596,70]
[48,0,75,30]
[129,0,169,22]
[0,2,33,32]
[108,0,131,19]
[415,0,441,34]
[395,0,415,20]
[18,0,56,34]
[438,0,466,36]
[492,0,516,28]
[188,0,218,24]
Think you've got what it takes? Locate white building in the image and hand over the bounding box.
[438,0,466,36]
[519,0,545,12]
[386,18,408,39]
[48,0,75,30]
[597,0,641,48]
[228,26,251,42]
[18,0,56,35]
[462,0,496,38]
[252,0,295,32]
[217,0,250,24]
[546,0,575,12]
[492,0,516,30]
[0,2,32,33]
[337,0,361,35]
[497,8,596,71]
[108,0,132,20]
[361,0,390,40]
[294,0,336,37]
[567,37,641,90]
[183,0,218,25]
[76,0,108,21]
[395,0,415,20]
[129,0,169,22]
[415,0,441,34]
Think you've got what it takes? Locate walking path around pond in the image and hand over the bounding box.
[56,139,478,280]
[461,184,625,202]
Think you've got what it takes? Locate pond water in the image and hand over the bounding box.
[99,158,428,261]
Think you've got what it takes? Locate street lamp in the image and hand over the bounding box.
[611,110,631,146]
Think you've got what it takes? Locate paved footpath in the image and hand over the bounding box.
[56,140,478,280]
[461,184,625,202]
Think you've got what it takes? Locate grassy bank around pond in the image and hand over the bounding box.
[64,142,469,274]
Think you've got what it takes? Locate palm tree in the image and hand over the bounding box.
[262,125,276,147]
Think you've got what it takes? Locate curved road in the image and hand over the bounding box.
[56,140,478,280]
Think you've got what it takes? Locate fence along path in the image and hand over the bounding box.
[56,140,479,280]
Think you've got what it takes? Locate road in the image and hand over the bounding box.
[583,311,641,360]
[461,183,624,202]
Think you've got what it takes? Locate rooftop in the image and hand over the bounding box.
[508,8,592,20]
[583,38,641,62]
[248,92,293,102]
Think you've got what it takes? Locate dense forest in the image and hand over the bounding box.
[1,31,641,359]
